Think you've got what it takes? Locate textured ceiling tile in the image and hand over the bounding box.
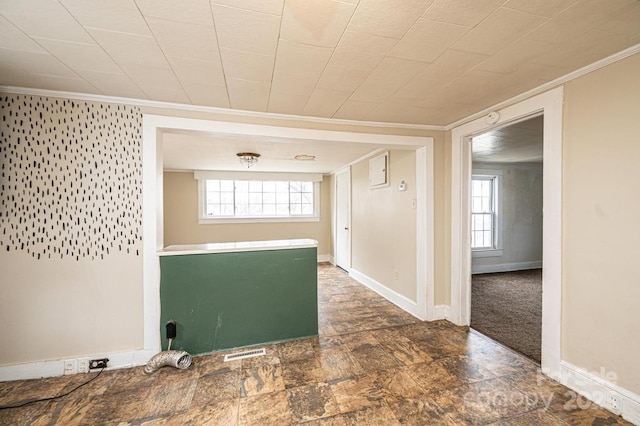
[596,2,640,39]
[226,78,270,111]
[0,48,77,78]
[532,29,629,70]
[474,38,554,74]
[181,83,230,108]
[524,0,634,44]
[423,0,505,27]
[212,5,280,56]
[364,100,433,124]
[453,8,546,56]
[139,85,191,103]
[0,63,40,87]
[303,88,351,118]
[271,70,317,96]
[27,73,101,94]
[273,39,333,77]
[146,18,220,62]
[136,0,213,25]
[281,0,356,47]
[60,0,151,36]
[2,0,94,43]
[212,0,284,16]
[220,48,274,82]
[120,64,183,90]
[268,92,309,115]
[87,29,168,68]
[333,99,378,120]
[348,0,434,39]
[74,69,147,98]
[166,56,226,86]
[395,49,489,100]
[328,31,397,72]
[503,0,577,18]
[389,19,469,63]
[316,64,370,92]
[0,16,46,53]
[35,39,122,74]
[351,57,428,103]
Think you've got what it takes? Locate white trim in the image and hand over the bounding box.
[142,116,163,355]
[350,269,425,320]
[416,145,434,320]
[0,85,442,131]
[0,349,156,382]
[432,305,450,320]
[333,168,352,272]
[317,254,332,263]
[471,261,542,275]
[445,43,640,130]
[560,361,640,424]
[450,86,563,379]
[472,249,503,258]
[199,216,320,225]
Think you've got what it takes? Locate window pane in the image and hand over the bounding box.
[235,180,248,192]
[301,181,313,192]
[220,180,234,191]
[291,204,301,214]
[249,204,262,215]
[236,204,249,215]
[264,204,276,215]
[221,204,234,215]
[301,204,313,215]
[481,197,491,212]
[263,181,276,192]
[249,181,262,192]
[263,192,275,203]
[290,181,301,192]
[276,192,289,204]
[221,192,234,204]
[249,193,262,204]
[472,197,481,212]
[276,204,289,215]
[302,193,312,204]
[290,193,301,204]
[276,181,288,192]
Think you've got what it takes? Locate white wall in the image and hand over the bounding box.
[350,150,417,301]
[0,95,143,368]
[472,162,543,274]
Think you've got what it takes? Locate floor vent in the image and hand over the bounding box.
[223,348,266,362]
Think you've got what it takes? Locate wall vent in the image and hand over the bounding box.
[223,348,266,362]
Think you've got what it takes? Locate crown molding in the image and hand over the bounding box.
[446,42,640,130]
[0,85,444,132]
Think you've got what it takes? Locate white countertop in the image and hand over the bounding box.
[158,238,318,256]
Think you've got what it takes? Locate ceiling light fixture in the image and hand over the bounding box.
[294,154,316,161]
[237,152,260,168]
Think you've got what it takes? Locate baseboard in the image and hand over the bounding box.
[317,254,332,263]
[0,349,157,382]
[560,361,640,424]
[472,261,542,274]
[432,305,450,320]
[349,269,425,320]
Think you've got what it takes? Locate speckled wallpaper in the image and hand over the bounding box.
[0,95,143,260]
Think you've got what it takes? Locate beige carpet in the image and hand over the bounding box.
[471,269,542,363]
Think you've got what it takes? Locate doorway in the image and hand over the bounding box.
[469,116,544,363]
[449,86,563,377]
[335,169,350,271]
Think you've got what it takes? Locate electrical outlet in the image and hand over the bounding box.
[393,270,400,280]
[89,358,109,370]
[63,359,77,375]
[78,359,90,374]
[607,391,622,414]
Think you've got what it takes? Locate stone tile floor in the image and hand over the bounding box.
[0,264,630,425]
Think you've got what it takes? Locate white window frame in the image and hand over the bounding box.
[471,169,503,258]
[197,178,321,224]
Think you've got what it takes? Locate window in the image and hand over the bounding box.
[200,179,319,223]
[471,171,502,253]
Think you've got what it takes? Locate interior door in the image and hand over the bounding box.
[335,170,350,271]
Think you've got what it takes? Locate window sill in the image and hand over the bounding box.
[199,216,320,225]
[472,248,503,258]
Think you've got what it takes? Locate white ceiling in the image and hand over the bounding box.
[2,0,640,126]
[472,115,543,163]
[162,131,392,173]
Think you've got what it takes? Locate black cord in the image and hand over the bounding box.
[0,367,106,410]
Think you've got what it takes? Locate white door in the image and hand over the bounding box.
[335,170,350,271]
